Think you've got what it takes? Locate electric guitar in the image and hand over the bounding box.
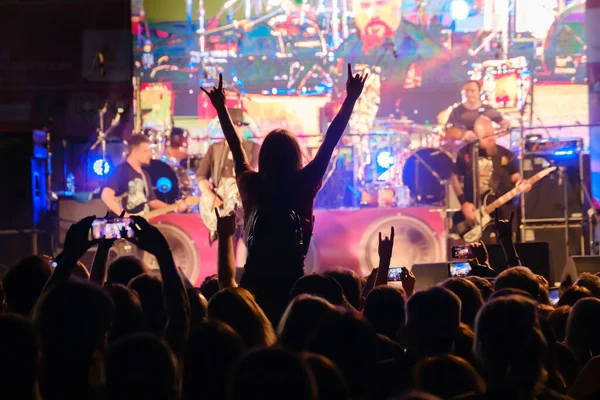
[199,177,242,244]
[133,196,200,220]
[453,166,556,243]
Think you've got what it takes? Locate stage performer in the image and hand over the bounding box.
[446,80,510,141]
[451,116,531,243]
[101,134,187,216]
[196,108,260,259]
[201,65,366,323]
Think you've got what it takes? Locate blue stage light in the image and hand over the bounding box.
[156,177,173,193]
[553,150,574,156]
[450,0,470,20]
[92,159,111,176]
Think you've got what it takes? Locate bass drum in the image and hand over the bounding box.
[144,160,179,203]
[402,148,454,204]
[142,221,200,285]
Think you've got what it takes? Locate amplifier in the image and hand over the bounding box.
[521,224,586,285]
[521,152,590,223]
[524,137,583,154]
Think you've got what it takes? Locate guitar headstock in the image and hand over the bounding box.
[539,166,557,178]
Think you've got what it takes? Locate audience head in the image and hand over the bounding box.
[289,274,347,307]
[439,278,483,327]
[258,129,303,179]
[278,294,336,352]
[549,305,570,342]
[2,256,52,315]
[494,267,540,300]
[474,295,546,394]
[306,310,379,398]
[414,354,485,399]
[105,334,179,400]
[574,272,600,298]
[103,283,143,342]
[0,314,40,398]
[363,285,406,341]
[208,287,276,348]
[228,347,316,400]
[107,256,148,286]
[187,288,208,329]
[535,275,551,306]
[565,297,600,366]
[465,276,493,300]
[324,268,362,309]
[557,285,592,307]
[199,274,219,301]
[302,353,350,400]
[128,274,168,334]
[183,320,246,400]
[405,287,461,357]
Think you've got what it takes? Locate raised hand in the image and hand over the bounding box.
[215,208,237,239]
[378,226,395,266]
[346,63,368,100]
[128,215,171,259]
[201,74,226,109]
[63,215,98,262]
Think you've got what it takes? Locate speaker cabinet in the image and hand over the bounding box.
[485,242,551,281]
[521,224,585,285]
[521,152,590,223]
[561,256,600,283]
[411,262,449,291]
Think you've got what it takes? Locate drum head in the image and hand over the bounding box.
[402,148,454,204]
[144,160,179,203]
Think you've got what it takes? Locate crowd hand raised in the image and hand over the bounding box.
[378,226,395,266]
[128,215,172,259]
[63,216,98,262]
[201,74,226,109]
[400,267,416,297]
[494,209,513,239]
[215,209,237,239]
[346,63,368,100]
[471,240,489,266]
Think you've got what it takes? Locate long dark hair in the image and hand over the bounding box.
[258,129,303,180]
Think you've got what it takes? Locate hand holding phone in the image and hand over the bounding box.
[451,245,473,259]
[92,218,135,240]
[448,261,472,278]
[387,267,403,282]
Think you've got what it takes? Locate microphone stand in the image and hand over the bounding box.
[91,102,123,175]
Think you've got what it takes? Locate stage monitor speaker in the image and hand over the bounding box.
[521,224,585,285]
[561,256,600,284]
[57,197,108,247]
[522,152,590,223]
[411,262,449,291]
[484,242,551,281]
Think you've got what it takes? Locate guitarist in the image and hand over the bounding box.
[196,108,260,250]
[451,116,531,242]
[101,134,188,216]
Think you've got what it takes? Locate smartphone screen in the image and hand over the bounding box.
[91,218,134,239]
[387,267,403,282]
[451,245,473,259]
[448,261,472,277]
[549,288,559,305]
[105,218,135,239]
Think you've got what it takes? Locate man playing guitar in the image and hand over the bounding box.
[101,134,187,216]
[446,80,510,141]
[451,116,531,242]
[196,108,260,257]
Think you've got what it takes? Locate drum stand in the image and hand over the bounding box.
[412,151,453,260]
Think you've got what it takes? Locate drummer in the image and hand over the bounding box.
[445,80,510,141]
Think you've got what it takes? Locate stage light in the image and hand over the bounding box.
[92,159,111,176]
[156,177,173,193]
[450,0,470,20]
[376,151,395,170]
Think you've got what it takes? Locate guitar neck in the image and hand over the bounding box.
[482,168,550,214]
[140,203,178,220]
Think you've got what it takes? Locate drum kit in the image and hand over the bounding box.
[141,126,202,204]
[356,118,463,209]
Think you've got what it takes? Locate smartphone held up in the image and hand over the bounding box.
[91,218,135,240]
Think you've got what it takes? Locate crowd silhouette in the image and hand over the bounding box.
[2,65,600,400]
